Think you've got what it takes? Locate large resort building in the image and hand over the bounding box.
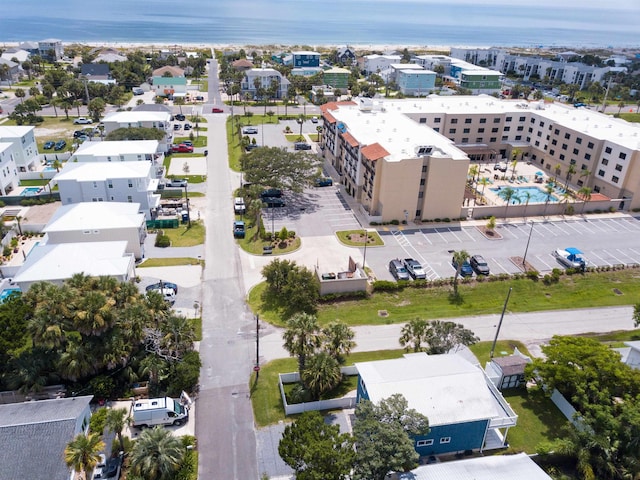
[321,96,640,223]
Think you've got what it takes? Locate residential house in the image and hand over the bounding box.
[0,58,20,82]
[232,59,254,72]
[1,48,30,64]
[55,161,160,220]
[397,453,552,480]
[323,67,350,89]
[152,65,185,77]
[283,51,321,68]
[412,55,452,75]
[617,341,640,369]
[102,111,172,153]
[0,396,93,480]
[449,58,484,80]
[363,54,402,75]
[93,48,127,63]
[43,202,147,260]
[152,75,188,99]
[80,63,115,85]
[70,140,164,178]
[0,143,19,196]
[13,241,135,290]
[290,67,323,77]
[355,353,518,456]
[311,85,338,104]
[336,46,357,66]
[381,63,426,84]
[18,41,39,56]
[0,125,40,172]
[459,69,503,94]
[396,70,437,96]
[38,38,64,61]
[241,68,290,100]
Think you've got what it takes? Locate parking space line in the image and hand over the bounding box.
[607,219,633,232]
[628,248,640,258]
[434,228,449,242]
[552,223,572,236]
[419,230,433,245]
[602,249,627,264]
[620,218,640,231]
[535,223,559,237]
[447,228,462,242]
[460,227,476,242]
[391,231,439,280]
[535,254,555,271]
[615,248,636,263]
[588,220,611,233]
[491,258,511,274]
[563,221,586,235]
[498,226,519,239]
[589,250,612,266]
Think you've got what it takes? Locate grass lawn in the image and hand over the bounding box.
[308,133,320,142]
[237,221,301,255]
[160,190,204,198]
[336,230,385,247]
[19,179,49,186]
[174,136,207,147]
[189,116,207,124]
[285,133,304,142]
[137,257,202,267]
[191,317,202,341]
[226,117,244,172]
[251,349,405,427]
[617,113,640,123]
[236,114,280,125]
[163,221,205,247]
[248,269,640,327]
[468,340,530,366]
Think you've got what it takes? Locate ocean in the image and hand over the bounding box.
[1,0,639,48]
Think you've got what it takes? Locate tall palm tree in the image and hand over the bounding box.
[521,191,532,221]
[578,186,592,214]
[478,177,490,204]
[564,164,577,190]
[14,88,25,103]
[282,312,321,375]
[399,318,429,352]
[553,164,562,184]
[497,186,519,219]
[321,321,355,364]
[302,352,342,400]
[129,427,185,480]
[543,183,555,217]
[468,165,479,186]
[64,433,105,480]
[579,168,591,188]
[451,249,470,296]
[58,335,97,381]
[105,408,130,453]
[510,148,521,179]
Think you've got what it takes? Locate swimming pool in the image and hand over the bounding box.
[490,186,559,203]
[20,187,40,196]
[0,288,21,303]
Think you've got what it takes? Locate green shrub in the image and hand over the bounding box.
[526,270,540,281]
[434,218,441,222]
[3,246,11,257]
[319,290,368,302]
[390,219,400,225]
[166,350,202,397]
[89,407,107,434]
[372,280,404,292]
[443,217,451,222]
[288,230,296,238]
[89,375,115,399]
[155,234,171,247]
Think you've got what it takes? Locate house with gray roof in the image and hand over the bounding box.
[0,396,93,480]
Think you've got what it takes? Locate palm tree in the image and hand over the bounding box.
[105,408,129,453]
[321,321,355,364]
[543,183,555,217]
[451,249,470,296]
[478,177,490,204]
[553,164,562,184]
[129,427,185,480]
[521,190,532,220]
[618,101,625,114]
[283,94,290,116]
[468,165,479,186]
[302,352,342,400]
[64,433,105,480]
[14,88,25,104]
[578,186,592,214]
[282,312,321,375]
[510,148,521,179]
[174,96,185,114]
[497,186,519,219]
[399,318,429,352]
[564,164,577,190]
[579,168,591,188]
[73,99,82,117]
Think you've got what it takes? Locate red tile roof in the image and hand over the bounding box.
[361,143,390,161]
[342,132,359,147]
[324,111,336,124]
[320,100,356,113]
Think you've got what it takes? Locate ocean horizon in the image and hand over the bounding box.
[1,0,639,48]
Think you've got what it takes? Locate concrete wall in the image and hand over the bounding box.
[463,198,618,220]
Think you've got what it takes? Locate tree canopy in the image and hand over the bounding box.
[261,259,319,316]
[242,146,322,193]
[399,318,478,354]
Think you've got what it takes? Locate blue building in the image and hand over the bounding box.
[284,51,321,68]
[355,353,517,456]
[396,69,436,96]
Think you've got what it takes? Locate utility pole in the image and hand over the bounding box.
[601,75,612,113]
[255,315,260,380]
[490,287,512,359]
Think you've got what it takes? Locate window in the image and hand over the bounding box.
[478,128,485,133]
[461,138,469,143]
[434,117,442,123]
[587,142,594,149]
[451,118,458,124]
[506,116,512,122]
[615,164,623,171]
[422,166,427,173]
[128,180,133,187]
[539,121,545,127]
[465,118,472,124]
[504,126,510,132]
[581,164,587,170]
[537,131,542,137]
[554,129,560,135]
[530,118,535,124]
[127,195,133,202]
[602,158,609,166]
[490,137,497,142]
[535,140,540,147]
[527,127,533,133]
[463,128,470,133]
[573,148,579,155]
[108,180,113,189]
[493,117,500,123]
[552,139,557,146]
[585,153,591,160]
[449,128,456,134]
[415,209,421,216]
[519,116,525,122]
[612,176,619,184]
[605,146,612,154]
[515,135,522,141]
[594,185,600,193]
[420,178,425,185]
[570,159,576,165]
[559,154,565,160]
[417,439,434,447]
[517,126,524,132]
[479,118,487,124]
[501,136,508,141]
[576,137,582,144]
[598,170,605,177]
[419,118,427,124]
[619,152,627,160]
[433,127,439,133]
[562,144,567,151]
[564,133,571,139]
[492,127,499,133]
[476,137,483,143]
[550,149,555,155]
[440,437,451,444]
[93,181,98,188]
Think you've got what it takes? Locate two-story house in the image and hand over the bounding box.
[55,161,160,220]
[0,143,19,196]
[0,125,40,173]
[241,68,290,100]
[283,51,321,68]
[70,140,164,178]
[102,111,172,153]
[152,76,188,99]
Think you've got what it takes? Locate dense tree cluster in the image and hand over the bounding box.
[0,274,198,399]
[399,318,479,354]
[261,259,319,315]
[528,336,640,479]
[242,147,322,194]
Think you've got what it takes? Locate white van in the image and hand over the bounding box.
[148,287,176,305]
[131,395,189,428]
[234,197,246,214]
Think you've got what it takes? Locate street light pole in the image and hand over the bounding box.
[362,229,368,272]
[490,287,512,359]
[255,314,260,380]
[522,221,534,268]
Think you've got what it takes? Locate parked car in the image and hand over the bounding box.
[245,144,259,152]
[43,140,55,149]
[73,130,85,138]
[389,259,411,281]
[311,116,319,123]
[54,140,66,151]
[233,220,246,239]
[493,163,507,172]
[294,142,312,151]
[145,281,178,294]
[181,141,193,147]
[212,107,224,113]
[574,102,587,108]
[552,247,586,270]
[242,126,258,134]
[470,255,490,275]
[173,124,181,130]
[195,95,204,101]
[261,188,282,198]
[73,117,92,124]
[166,178,188,188]
[262,197,285,207]
[403,258,426,280]
[171,144,194,153]
[147,287,176,305]
[234,197,246,214]
[132,87,144,95]
[452,256,474,277]
[175,114,186,121]
[183,123,192,131]
[314,177,333,187]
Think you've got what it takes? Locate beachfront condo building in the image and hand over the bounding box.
[320,95,640,222]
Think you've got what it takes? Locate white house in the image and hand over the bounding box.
[617,341,640,369]
[241,68,290,99]
[0,125,39,172]
[43,202,147,260]
[55,161,160,220]
[0,143,19,196]
[152,76,188,98]
[38,38,64,61]
[363,54,402,75]
[102,111,172,153]
[70,140,164,178]
[12,241,135,291]
[0,396,93,480]
[1,48,30,64]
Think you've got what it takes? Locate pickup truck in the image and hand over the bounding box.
[552,247,586,269]
[403,258,427,280]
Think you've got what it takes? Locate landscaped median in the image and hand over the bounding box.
[137,257,203,267]
[236,220,301,255]
[335,229,384,247]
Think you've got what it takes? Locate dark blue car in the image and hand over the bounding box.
[452,257,474,277]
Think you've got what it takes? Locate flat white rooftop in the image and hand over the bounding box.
[74,140,159,156]
[56,161,152,181]
[103,111,170,123]
[44,202,144,232]
[356,353,508,426]
[0,125,34,138]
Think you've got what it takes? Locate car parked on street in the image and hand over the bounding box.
[175,114,186,121]
[165,178,188,188]
[43,140,55,149]
[212,107,224,113]
[54,140,66,151]
[452,256,474,277]
[403,258,426,280]
[242,127,258,134]
[470,255,490,275]
[389,259,410,281]
[171,144,194,153]
[233,220,246,238]
[145,281,178,294]
[261,188,282,198]
[73,117,92,124]
[234,197,246,214]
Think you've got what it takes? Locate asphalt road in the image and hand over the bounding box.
[195,58,259,480]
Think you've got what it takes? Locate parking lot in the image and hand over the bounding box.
[368,216,640,281]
